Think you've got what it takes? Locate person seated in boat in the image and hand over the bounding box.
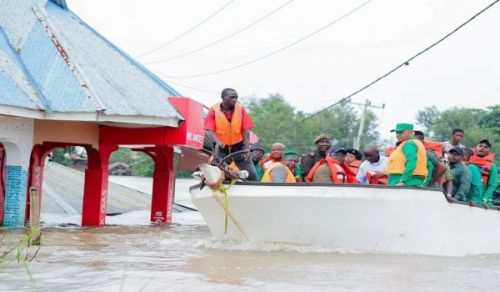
[462,147,484,206]
[261,152,298,183]
[356,144,388,185]
[260,143,285,172]
[284,150,302,182]
[306,149,346,183]
[448,147,472,202]
[468,139,498,207]
[345,148,362,176]
[330,147,357,183]
[250,143,266,181]
[441,128,465,159]
[205,88,257,181]
[414,131,447,188]
[300,134,332,180]
[386,123,428,186]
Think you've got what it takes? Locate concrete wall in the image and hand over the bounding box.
[33,120,99,147]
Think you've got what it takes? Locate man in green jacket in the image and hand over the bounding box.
[469,139,498,207]
[463,147,484,205]
[386,123,428,186]
[250,143,265,181]
[448,147,472,202]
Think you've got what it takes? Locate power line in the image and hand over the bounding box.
[145,0,294,65]
[277,0,500,132]
[163,0,375,78]
[136,0,235,58]
[157,73,219,95]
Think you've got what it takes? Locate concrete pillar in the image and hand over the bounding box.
[81,145,117,226]
[0,145,5,225]
[0,117,34,226]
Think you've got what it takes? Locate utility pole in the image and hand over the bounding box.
[350,99,385,150]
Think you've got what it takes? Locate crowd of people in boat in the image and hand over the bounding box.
[205,88,498,207]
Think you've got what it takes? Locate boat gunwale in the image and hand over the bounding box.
[189,181,499,211]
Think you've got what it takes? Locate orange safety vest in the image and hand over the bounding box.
[261,162,296,183]
[469,155,493,185]
[423,140,443,159]
[347,160,362,176]
[306,157,345,183]
[212,102,243,146]
[365,171,388,185]
[386,139,428,176]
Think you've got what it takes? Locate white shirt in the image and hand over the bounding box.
[356,156,388,184]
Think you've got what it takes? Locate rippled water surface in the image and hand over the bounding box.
[2,211,500,291]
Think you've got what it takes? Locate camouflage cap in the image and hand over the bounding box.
[314,134,332,144]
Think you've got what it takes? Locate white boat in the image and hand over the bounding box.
[190,166,500,256]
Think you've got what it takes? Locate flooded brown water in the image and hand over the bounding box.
[2,210,500,291]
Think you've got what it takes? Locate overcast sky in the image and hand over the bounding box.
[67,0,499,140]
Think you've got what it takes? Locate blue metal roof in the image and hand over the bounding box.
[0,0,184,125]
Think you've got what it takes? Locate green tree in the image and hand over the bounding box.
[416,106,440,134]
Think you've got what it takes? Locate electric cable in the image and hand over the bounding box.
[276,0,500,132]
[163,0,375,78]
[136,0,235,58]
[145,0,294,64]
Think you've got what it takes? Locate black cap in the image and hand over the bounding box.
[250,143,265,152]
[345,148,362,160]
[330,147,347,154]
[449,147,464,156]
[479,139,492,148]
[413,130,425,137]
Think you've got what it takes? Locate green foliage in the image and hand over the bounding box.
[50,148,73,166]
[415,105,440,134]
[246,94,380,154]
[416,105,500,164]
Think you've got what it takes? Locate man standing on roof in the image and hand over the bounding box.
[442,128,465,156]
[205,88,257,181]
[385,123,428,186]
[300,134,331,180]
[468,139,498,207]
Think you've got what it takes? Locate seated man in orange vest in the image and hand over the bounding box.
[386,123,428,186]
[300,134,332,180]
[261,152,298,183]
[306,147,346,183]
[468,139,498,207]
[204,88,257,181]
[260,143,285,172]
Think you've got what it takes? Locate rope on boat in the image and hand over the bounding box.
[216,180,237,234]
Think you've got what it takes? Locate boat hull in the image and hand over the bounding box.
[190,183,500,256]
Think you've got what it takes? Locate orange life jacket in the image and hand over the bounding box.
[212,102,243,146]
[306,157,345,183]
[385,146,395,157]
[386,139,428,176]
[472,149,495,163]
[468,155,493,185]
[338,160,357,184]
[423,140,443,159]
[365,171,388,185]
[347,160,362,176]
[261,162,296,183]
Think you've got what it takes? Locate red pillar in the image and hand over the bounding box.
[82,145,117,226]
[25,144,45,222]
[141,146,175,224]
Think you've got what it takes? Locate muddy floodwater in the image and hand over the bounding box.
[2,210,500,291]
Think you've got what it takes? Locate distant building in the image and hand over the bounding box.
[109,162,132,176]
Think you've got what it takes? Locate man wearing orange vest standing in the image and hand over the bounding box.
[205,88,257,181]
[386,123,428,186]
